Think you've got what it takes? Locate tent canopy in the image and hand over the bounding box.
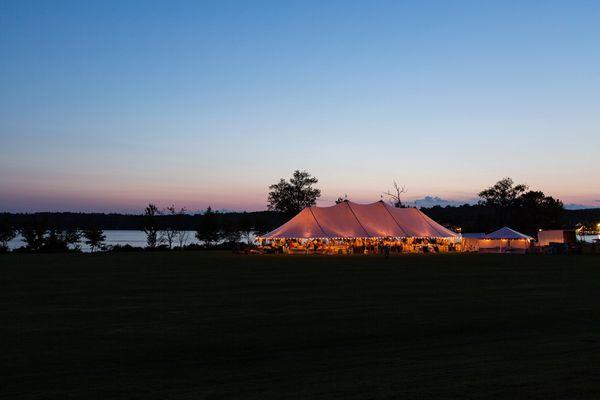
[263,201,457,239]
[485,227,533,240]
[462,233,486,239]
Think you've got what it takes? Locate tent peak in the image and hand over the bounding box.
[485,227,533,240]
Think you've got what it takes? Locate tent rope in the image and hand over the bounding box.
[345,202,371,237]
[307,207,328,237]
[380,201,408,237]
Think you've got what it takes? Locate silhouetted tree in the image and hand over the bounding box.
[267,170,321,214]
[514,190,564,234]
[0,210,291,233]
[478,178,528,208]
[20,219,48,251]
[83,228,106,252]
[195,206,221,248]
[253,218,273,239]
[160,205,187,249]
[478,178,529,227]
[420,178,568,234]
[384,181,408,208]
[0,218,16,252]
[239,213,254,244]
[176,229,189,249]
[475,178,565,234]
[143,203,162,248]
[62,228,82,251]
[40,228,81,252]
[221,219,241,244]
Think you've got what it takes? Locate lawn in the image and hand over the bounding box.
[1,252,600,399]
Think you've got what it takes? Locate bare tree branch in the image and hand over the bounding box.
[383,181,407,208]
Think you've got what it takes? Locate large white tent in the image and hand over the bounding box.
[263,201,457,239]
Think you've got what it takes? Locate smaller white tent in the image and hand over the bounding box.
[479,227,533,253]
[485,227,533,240]
[461,233,486,252]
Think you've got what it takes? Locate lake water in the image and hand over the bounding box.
[579,234,600,243]
[7,230,256,252]
[6,231,599,252]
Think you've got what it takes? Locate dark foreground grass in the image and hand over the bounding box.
[1,252,600,399]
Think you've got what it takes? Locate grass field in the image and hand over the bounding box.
[2,252,600,399]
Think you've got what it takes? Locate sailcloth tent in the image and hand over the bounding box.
[263,201,457,239]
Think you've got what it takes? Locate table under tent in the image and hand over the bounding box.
[258,200,458,254]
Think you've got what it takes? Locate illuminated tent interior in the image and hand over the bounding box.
[259,201,457,254]
[478,227,534,253]
[264,201,457,239]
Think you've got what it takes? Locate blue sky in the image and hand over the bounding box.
[1,0,599,212]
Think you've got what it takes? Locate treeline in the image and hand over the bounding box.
[1,205,598,253]
[564,208,600,229]
[420,178,600,235]
[0,210,285,231]
[1,174,598,253]
[0,206,288,253]
[2,206,596,237]
[421,178,596,235]
[422,204,600,235]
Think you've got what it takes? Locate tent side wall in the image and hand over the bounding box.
[478,238,531,253]
[462,238,481,252]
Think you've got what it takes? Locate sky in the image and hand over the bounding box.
[1,0,599,213]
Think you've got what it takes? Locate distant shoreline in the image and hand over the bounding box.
[2,207,599,232]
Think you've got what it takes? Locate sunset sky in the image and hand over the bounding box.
[1,1,599,213]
